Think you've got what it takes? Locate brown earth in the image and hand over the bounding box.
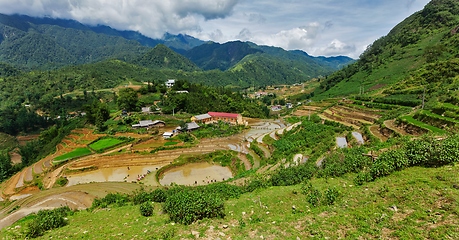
[369,125,388,142]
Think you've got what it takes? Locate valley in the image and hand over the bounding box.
[1,0,459,238]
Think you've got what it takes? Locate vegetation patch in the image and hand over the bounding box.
[88,137,125,152]
[53,147,92,163]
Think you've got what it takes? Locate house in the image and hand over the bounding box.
[192,112,243,125]
[132,120,166,128]
[163,132,174,139]
[141,107,152,114]
[271,105,282,111]
[176,122,200,132]
[165,79,175,88]
[208,112,243,125]
[191,113,212,124]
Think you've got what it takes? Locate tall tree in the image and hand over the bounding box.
[117,88,139,112]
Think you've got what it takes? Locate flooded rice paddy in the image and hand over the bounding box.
[66,165,163,186]
[159,162,233,186]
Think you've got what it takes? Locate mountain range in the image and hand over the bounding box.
[0,13,353,79]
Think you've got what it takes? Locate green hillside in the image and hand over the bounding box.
[315,0,459,101]
[133,44,201,71]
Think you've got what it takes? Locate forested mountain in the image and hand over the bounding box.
[315,0,459,104]
[184,41,354,73]
[184,41,263,71]
[132,44,200,71]
[0,14,204,70]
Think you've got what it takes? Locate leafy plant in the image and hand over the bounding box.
[139,201,154,217]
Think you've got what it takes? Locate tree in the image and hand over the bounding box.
[117,88,139,112]
[95,104,110,131]
[0,152,12,182]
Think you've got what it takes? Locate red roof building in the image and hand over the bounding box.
[192,112,243,125]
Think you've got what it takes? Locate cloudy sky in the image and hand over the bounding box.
[0,0,431,58]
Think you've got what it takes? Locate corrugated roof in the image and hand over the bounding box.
[186,122,200,130]
[208,112,240,118]
[194,113,212,120]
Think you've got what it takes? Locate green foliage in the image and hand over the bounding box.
[25,206,71,238]
[273,116,341,162]
[370,134,459,181]
[139,201,154,217]
[270,164,316,186]
[117,88,139,112]
[323,187,340,205]
[134,44,200,71]
[91,193,130,209]
[320,147,373,178]
[55,177,68,187]
[306,188,322,207]
[193,121,245,139]
[0,152,12,182]
[54,148,92,162]
[164,189,225,225]
[89,138,125,152]
[353,171,373,186]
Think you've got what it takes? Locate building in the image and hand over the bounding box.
[132,120,166,128]
[165,79,175,88]
[176,122,200,132]
[191,113,212,124]
[163,132,174,139]
[191,112,243,125]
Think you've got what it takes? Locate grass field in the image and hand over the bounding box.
[54,148,92,162]
[164,141,179,146]
[3,164,458,239]
[89,138,125,151]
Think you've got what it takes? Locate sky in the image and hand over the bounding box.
[0,0,431,58]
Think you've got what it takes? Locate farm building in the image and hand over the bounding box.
[132,120,165,128]
[177,122,200,132]
[191,112,243,125]
[163,132,174,139]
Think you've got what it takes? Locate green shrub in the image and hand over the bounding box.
[164,189,225,225]
[271,164,316,186]
[324,187,340,205]
[25,207,71,238]
[140,201,154,217]
[244,177,270,192]
[151,188,167,203]
[306,188,322,207]
[91,192,130,209]
[354,172,373,185]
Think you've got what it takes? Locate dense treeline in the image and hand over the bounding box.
[160,80,269,118]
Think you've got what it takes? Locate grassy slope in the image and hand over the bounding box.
[3,164,458,239]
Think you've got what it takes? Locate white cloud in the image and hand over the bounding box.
[320,39,356,56]
[0,0,432,57]
[0,0,240,38]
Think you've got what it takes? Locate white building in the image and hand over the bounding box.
[165,79,175,88]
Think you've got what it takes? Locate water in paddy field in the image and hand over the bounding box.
[159,162,233,186]
[66,165,162,186]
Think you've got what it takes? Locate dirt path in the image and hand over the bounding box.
[369,125,388,142]
[238,152,252,170]
[24,166,33,183]
[384,120,410,136]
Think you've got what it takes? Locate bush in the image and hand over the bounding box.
[354,172,373,185]
[91,192,130,209]
[151,188,167,203]
[271,164,316,186]
[25,207,70,238]
[306,188,322,207]
[164,190,225,225]
[324,187,340,205]
[140,201,154,217]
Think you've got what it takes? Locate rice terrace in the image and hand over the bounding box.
[1,0,459,239]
